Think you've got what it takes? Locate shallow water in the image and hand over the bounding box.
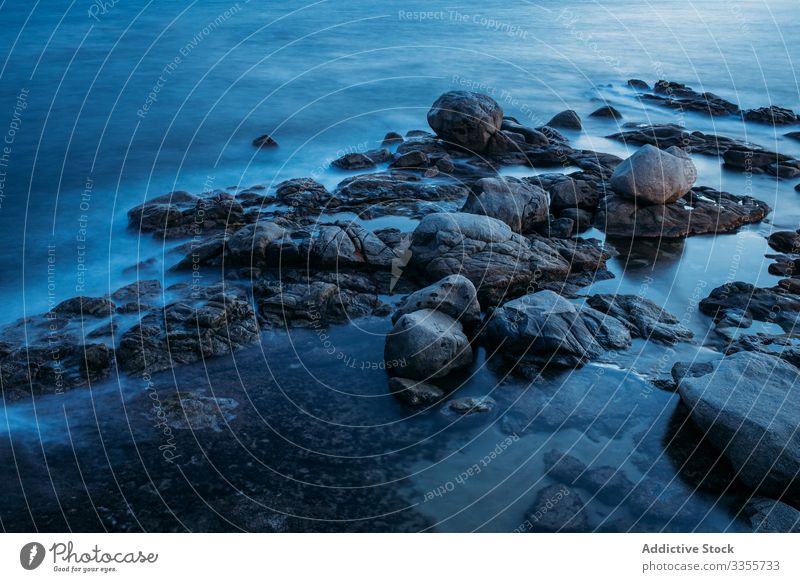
[0,0,798,531]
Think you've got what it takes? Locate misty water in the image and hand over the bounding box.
[0,0,798,531]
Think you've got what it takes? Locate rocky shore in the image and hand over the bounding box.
[3,80,799,532]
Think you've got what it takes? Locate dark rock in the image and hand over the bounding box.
[407,212,569,306]
[483,290,603,368]
[53,296,116,317]
[333,171,469,214]
[699,282,800,332]
[256,280,383,328]
[390,150,429,169]
[117,293,260,375]
[331,152,376,170]
[594,187,769,239]
[768,230,800,253]
[589,105,622,119]
[547,110,582,130]
[559,208,592,232]
[109,280,162,304]
[587,294,693,344]
[382,131,404,145]
[128,191,245,238]
[743,105,799,125]
[744,497,800,533]
[461,177,549,233]
[446,396,495,415]
[500,118,549,146]
[389,377,445,407]
[677,351,800,502]
[158,391,239,432]
[384,309,472,380]
[544,175,602,211]
[525,485,589,532]
[427,91,504,152]
[538,217,574,238]
[252,134,278,148]
[275,178,335,213]
[627,79,649,90]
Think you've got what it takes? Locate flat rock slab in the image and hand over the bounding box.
[677,351,800,502]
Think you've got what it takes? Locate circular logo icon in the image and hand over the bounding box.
[20,542,46,570]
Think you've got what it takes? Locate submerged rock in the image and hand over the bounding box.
[524,485,589,532]
[461,176,549,233]
[676,351,800,502]
[446,396,495,415]
[547,110,582,130]
[610,144,697,205]
[384,309,472,380]
[427,91,503,152]
[743,497,800,533]
[389,377,445,407]
[252,134,278,148]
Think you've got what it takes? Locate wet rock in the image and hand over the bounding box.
[589,105,622,119]
[768,230,800,253]
[158,391,239,432]
[331,152,376,170]
[252,134,278,148]
[587,294,693,345]
[407,212,568,306]
[627,79,649,90]
[109,280,163,304]
[117,293,260,375]
[461,177,549,234]
[538,217,574,239]
[608,124,755,156]
[525,485,589,532]
[384,309,472,380]
[671,360,715,384]
[389,377,445,407]
[333,171,469,214]
[128,191,245,238]
[677,351,800,502]
[547,110,582,130]
[578,305,633,350]
[53,296,116,317]
[501,118,549,146]
[275,178,335,213]
[392,275,481,331]
[390,150,429,169]
[486,130,527,156]
[559,208,593,232]
[382,131,404,145]
[225,221,398,271]
[256,280,383,328]
[446,396,495,415]
[594,187,769,238]
[644,81,740,116]
[610,144,697,205]
[534,174,602,212]
[699,282,800,332]
[744,497,800,533]
[743,105,799,125]
[483,290,603,368]
[427,91,503,152]
[723,148,796,172]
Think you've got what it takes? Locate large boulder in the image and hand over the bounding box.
[427,91,503,153]
[677,351,800,502]
[610,144,697,205]
[483,290,603,368]
[461,177,549,233]
[384,309,472,380]
[407,213,568,306]
[392,275,481,330]
[546,110,582,130]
